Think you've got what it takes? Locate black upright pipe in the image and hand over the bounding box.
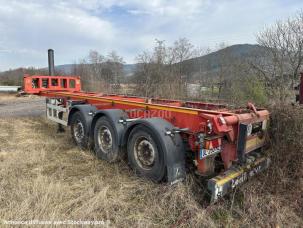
[48,49,55,76]
[48,49,64,132]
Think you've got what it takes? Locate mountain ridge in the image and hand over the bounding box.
[54,44,264,76]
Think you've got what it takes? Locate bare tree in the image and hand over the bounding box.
[135,51,154,97]
[169,38,195,97]
[255,11,303,102]
[134,38,195,99]
[171,38,194,78]
[134,40,169,97]
[107,51,124,83]
[71,50,125,92]
[106,51,125,93]
[88,50,105,81]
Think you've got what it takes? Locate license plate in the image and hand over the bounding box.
[200,146,222,159]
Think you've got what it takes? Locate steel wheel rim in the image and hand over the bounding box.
[98,126,113,153]
[134,136,156,170]
[74,120,84,143]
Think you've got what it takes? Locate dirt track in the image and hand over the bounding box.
[0,95,45,117]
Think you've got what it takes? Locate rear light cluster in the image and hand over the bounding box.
[206,120,213,134]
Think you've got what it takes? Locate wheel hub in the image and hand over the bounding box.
[98,126,113,153]
[74,120,84,142]
[134,137,155,170]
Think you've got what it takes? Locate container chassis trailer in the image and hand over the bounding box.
[21,50,271,203]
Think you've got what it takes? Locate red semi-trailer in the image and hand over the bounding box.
[22,51,271,203]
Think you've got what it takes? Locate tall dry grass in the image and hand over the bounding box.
[267,105,303,214]
[0,116,302,227]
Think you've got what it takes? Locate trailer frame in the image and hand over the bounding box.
[22,73,270,203]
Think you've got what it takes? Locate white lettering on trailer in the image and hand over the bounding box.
[231,164,263,189]
[231,172,248,189]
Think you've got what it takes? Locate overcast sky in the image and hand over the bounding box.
[0,0,302,71]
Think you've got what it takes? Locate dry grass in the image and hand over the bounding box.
[0,94,40,102]
[267,105,303,214]
[0,116,302,227]
[0,93,19,101]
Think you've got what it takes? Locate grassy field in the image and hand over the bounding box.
[0,115,302,227]
[0,93,42,102]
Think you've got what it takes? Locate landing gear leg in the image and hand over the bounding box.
[57,112,65,133]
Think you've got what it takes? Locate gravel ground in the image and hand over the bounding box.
[0,94,45,117]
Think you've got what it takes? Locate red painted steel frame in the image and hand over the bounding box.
[23,75,270,174]
[24,75,81,94]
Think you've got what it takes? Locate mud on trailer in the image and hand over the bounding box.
[22,51,271,203]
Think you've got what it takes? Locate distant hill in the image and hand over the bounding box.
[54,63,138,77]
[181,44,266,75]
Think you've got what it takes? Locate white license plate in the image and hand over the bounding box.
[200,146,222,159]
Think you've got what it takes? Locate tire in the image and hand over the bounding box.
[127,125,165,182]
[94,116,120,162]
[70,111,88,149]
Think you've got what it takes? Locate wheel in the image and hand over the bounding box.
[94,116,120,162]
[127,125,165,182]
[70,111,88,149]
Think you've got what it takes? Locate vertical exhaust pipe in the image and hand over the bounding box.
[48,49,55,76]
[47,49,64,132]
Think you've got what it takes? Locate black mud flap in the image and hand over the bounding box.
[207,156,271,203]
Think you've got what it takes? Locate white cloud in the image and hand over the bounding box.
[0,0,302,70]
[0,0,116,69]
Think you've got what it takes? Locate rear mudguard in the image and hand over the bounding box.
[123,118,186,184]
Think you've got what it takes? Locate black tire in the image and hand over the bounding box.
[127,125,165,182]
[94,116,120,162]
[70,111,88,149]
